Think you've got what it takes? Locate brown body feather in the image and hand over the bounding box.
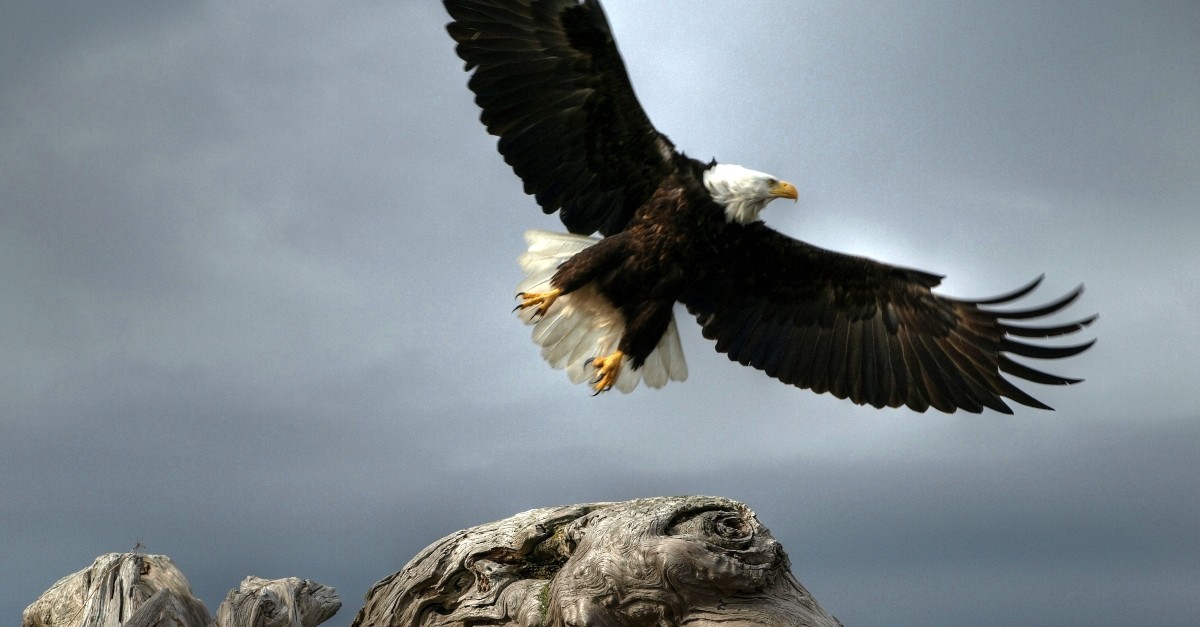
[548,165,728,369]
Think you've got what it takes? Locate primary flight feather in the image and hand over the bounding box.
[444,0,1096,413]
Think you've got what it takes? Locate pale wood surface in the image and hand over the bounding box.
[352,496,843,627]
[23,553,340,627]
[22,553,211,627]
[212,576,341,627]
[26,497,839,627]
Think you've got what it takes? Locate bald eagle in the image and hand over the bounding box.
[444,0,1095,413]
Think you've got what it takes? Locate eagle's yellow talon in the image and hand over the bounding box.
[515,288,562,319]
[589,350,624,394]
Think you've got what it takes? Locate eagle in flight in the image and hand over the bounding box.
[443,0,1095,413]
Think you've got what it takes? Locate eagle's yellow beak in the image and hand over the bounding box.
[769,180,799,201]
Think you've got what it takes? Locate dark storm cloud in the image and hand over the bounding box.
[2,2,1197,627]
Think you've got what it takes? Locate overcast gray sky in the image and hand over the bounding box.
[3,2,1198,626]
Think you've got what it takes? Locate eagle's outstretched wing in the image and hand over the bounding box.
[681,224,1096,413]
[445,0,676,236]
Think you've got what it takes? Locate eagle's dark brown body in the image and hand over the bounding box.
[549,163,729,370]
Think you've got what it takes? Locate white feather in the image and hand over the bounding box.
[703,163,778,224]
[516,229,688,393]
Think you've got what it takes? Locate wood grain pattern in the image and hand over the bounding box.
[352,496,842,627]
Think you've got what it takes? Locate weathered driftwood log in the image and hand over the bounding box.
[24,553,341,627]
[352,496,842,627]
[212,576,342,627]
[22,552,211,627]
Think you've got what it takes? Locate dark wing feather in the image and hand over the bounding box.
[682,224,1096,413]
[445,0,676,236]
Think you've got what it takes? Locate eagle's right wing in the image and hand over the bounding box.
[682,223,1096,413]
[445,0,676,236]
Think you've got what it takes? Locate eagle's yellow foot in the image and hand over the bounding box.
[587,350,625,395]
[514,288,562,319]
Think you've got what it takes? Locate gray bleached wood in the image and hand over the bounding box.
[22,553,211,627]
[212,576,342,627]
[352,496,842,627]
[23,552,340,627]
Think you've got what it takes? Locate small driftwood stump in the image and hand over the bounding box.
[212,576,341,627]
[352,496,842,627]
[22,553,211,627]
[23,553,340,627]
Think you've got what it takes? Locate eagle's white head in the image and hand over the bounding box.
[702,163,798,224]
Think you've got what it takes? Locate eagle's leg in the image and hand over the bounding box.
[514,288,562,319]
[587,350,625,395]
[530,233,630,317]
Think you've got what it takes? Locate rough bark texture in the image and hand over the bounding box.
[22,553,212,627]
[23,553,340,627]
[352,496,843,627]
[212,576,342,627]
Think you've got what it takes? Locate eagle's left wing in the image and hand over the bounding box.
[445,0,677,236]
[680,224,1096,413]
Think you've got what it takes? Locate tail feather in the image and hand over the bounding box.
[642,340,666,389]
[516,230,688,393]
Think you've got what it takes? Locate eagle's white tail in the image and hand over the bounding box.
[516,230,688,393]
